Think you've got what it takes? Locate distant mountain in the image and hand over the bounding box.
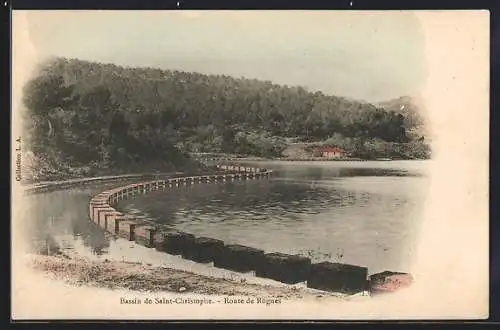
[377,96,429,138]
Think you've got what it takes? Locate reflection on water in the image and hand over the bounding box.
[117,161,429,273]
[25,161,429,275]
[24,180,139,257]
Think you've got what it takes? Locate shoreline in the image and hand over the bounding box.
[18,167,406,300]
[194,156,430,162]
[19,170,348,300]
[20,158,430,189]
[25,252,352,301]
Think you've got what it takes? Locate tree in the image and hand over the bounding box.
[21,56,430,181]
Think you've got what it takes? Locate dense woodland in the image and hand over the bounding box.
[22,57,430,181]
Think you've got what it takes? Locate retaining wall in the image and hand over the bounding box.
[87,164,411,296]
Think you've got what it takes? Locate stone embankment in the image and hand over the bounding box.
[88,164,413,296]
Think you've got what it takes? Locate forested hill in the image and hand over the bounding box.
[377,96,428,138]
[22,57,430,180]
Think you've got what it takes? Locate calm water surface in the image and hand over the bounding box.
[25,161,429,275]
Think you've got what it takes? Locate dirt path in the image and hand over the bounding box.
[27,253,348,301]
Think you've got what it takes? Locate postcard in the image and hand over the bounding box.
[11,10,489,320]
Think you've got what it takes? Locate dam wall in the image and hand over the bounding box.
[87,164,411,295]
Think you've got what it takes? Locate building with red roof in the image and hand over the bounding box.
[314,146,347,159]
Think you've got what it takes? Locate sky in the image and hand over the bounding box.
[22,10,428,103]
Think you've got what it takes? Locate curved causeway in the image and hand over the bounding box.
[88,164,410,296]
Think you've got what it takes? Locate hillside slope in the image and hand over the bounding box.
[21,57,431,180]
